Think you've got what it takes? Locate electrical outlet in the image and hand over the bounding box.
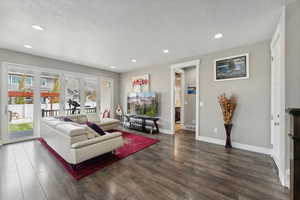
[213,128,218,133]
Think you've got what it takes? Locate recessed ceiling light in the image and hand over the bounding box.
[110,66,116,69]
[32,25,44,31]
[24,44,33,49]
[214,33,223,39]
[131,59,137,63]
[163,49,169,53]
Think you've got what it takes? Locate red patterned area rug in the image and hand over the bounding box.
[39,130,159,180]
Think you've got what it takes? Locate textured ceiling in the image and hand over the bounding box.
[0,0,285,72]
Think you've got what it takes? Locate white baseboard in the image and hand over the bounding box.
[275,167,289,187]
[181,124,195,131]
[181,127,195,131]
[285,169,290,188]
[197,136,272,155]
[271,154,290,187]
[277,166,285,186]
[160,129,172,134]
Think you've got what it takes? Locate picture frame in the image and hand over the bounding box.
[131,74,150,92]
[214,53,249,81]
[187,86,196,94]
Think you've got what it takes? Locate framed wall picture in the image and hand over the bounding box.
[132,74,150,92]
[214,53,249,81]
[187,86,196,94]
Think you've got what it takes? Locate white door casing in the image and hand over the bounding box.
[180,71,185,127]
[170,60,200,139]
[271,31,281,167]
[1,64,39,144]
[270,7,286,186]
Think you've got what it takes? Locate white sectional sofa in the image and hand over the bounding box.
[41,114,123,165]
[59,114,120,131]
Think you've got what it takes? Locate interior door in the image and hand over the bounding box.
[270,29,281,168]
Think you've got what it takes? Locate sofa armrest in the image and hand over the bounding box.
[71,132,122,149]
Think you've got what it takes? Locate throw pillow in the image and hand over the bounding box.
[87,113,101,122]
[86,122,106,136]
[63,117,74,122]
[77,115,88,124]
[84,125,99,139]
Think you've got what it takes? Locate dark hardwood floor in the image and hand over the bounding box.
[0,128,289,200]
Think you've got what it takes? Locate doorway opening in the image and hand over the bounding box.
[174,71,184,132]
[170,60,200,139]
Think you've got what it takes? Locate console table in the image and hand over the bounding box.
[287,108,300,200]
[124,114,160,134]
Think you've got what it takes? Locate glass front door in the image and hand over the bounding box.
[65,76,81,115]
[7,69,35,140]
[40,72,61,118]
[1,64,111,144]
[84,78,97,114]
[100,79,113,118]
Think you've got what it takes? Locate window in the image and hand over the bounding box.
[100,79,113,118]
[40,78,47,88]
[65,76,80,115]
[25,77,33,86]
[8,75,12,84]
[8,71,35,139]
[11,75,20,85]
[40,73,60,117]
[84,79,97,113]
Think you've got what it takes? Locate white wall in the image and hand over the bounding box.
[284,0,300,186]
[120,41,272,148]
[286,0,300,108]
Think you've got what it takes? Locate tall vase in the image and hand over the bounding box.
[224,124,233,148]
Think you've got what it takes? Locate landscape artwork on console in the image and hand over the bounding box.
[214,54,249,81]
[132,74,149,92]
[127,92,157,117]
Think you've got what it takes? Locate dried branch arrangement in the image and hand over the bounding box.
[218,93,238,125]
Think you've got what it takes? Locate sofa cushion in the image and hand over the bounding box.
[83,125,99,139]
[77,115,88,124]
[71,132,122,149]
[58,115,88,124]
[70,134,89,144]
[99,118,120,126]
[86,122,106,136]
[87,113,101,123]
[55,123,86,137]
[43,119,65,127]
[66,123,98,139]
[44,117,58,121]
[63,117,74,122]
